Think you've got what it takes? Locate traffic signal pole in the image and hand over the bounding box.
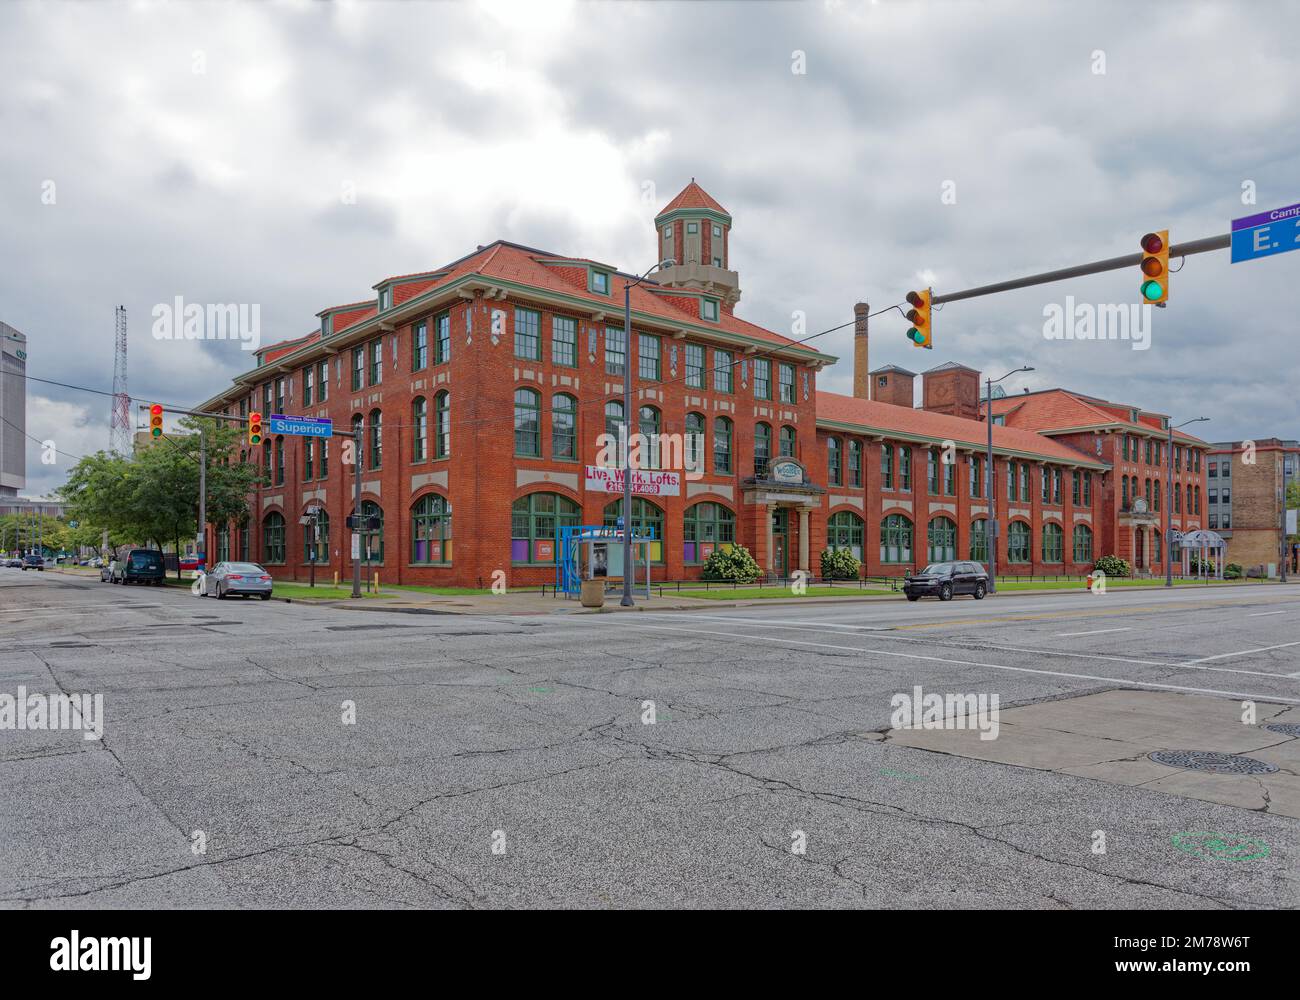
[352,427,362,599]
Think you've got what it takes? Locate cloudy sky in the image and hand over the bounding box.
[4,0,1299,496]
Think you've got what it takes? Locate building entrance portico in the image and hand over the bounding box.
[743,457,824,576]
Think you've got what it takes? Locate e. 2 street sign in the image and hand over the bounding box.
[1231,202,1300,263]
[268,414,333,438]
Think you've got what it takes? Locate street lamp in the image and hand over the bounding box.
[621,259,676,607]
[984,366,1034,594]
[1166,416,1209,587]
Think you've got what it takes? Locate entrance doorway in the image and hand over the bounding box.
[772,508,788,576]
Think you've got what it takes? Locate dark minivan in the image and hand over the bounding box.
[114,548,166,586]
[903,561,989,601]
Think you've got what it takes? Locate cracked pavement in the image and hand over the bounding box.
[1,571,1297,908]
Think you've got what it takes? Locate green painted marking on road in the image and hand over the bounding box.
[879,767,924,781]
[1171,831,1271,861]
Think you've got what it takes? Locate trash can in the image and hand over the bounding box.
[580,579,606,608]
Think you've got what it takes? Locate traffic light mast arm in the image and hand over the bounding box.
[929,232,1229,306]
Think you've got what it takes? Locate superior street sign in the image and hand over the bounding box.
[268,414,333,438]
[1231,202,1300,263]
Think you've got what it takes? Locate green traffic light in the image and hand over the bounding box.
[1141,279,1164,301]
[151,427,162,437]
[908,328,919,342]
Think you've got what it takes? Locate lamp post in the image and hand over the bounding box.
[1166,416,1209,587]
[621,259,675,607]
[984,366,1034,594]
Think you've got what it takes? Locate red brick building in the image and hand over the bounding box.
[195,181,1203,587]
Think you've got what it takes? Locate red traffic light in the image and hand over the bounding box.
[1140,232,1164,254]
[906,290,926,309]
[150,404,163,417]
[148,403,164,437]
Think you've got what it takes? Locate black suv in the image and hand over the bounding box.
[21,554,44,571]
[903,561,989,601]
[113,548,166,586]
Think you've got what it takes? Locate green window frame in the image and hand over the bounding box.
[274,436,284,485]
[434,311,451,365]
[303,438,313,481]
[412,397,427,462]
[317,360,329,402]
[552,393,577,460]
[970,520,989,562]
[881,444,894,490]
[927,517,956,563]
[514,307,541,361]
[1019,464,1029,502]
[928,449,939,494]
[367,409,382,470]
[514,388,541,457]
[753,358,771,399]
[434,391,450,459]
[368,339,382,385]
[605,400,625,466]
[684,502,736,564]
[1072,524,1093,563]
[779,363,795,403]
[603,498,665,564]
[969,455,982,498]
[685,413,705,473]
[828,437,842,485]
[511,492,577,561]
[701,297,719,322]
[262,511,285,565]
[351,347,364,391]
[552,316,577,368]
[754,423,772,476]
[880,514,913,564]
[412,320,428,371]
[848,440,862,487]
[590,270,610,295]
[1007,521,1031,563]
[605,326,626,376]
[685,343,705,388]
[1042,522,1064,563]
[714,349,734,393]
[1072,470,1080,505]
[304,510,329,565]
[358,500,384,564]
[1083,472,1092,506]
[900,446,911,490]
[639,406,661,469]
[319,438,328,479]
[411,494,452,565]
[779,425,796,458]
[714,416,732,474]
[828,511,864,561]
[303,365,314,406]
[638,333,661,381]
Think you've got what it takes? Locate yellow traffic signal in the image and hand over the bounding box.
[149,404,163,438]
[248,411,263,445]
[1140,230,1169,306]
[905,289,932,349]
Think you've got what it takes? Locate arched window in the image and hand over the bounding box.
[880,514,913,564]
[367,409,382,470]
[683,502,735,564]
[435,390,450,458]
[304,509,329,564]
[779,425,796,458]
[262,511,285,565]
[754,422,772,476]
[970,519,989,563]
[685,413,705,475]
[514,388,540,457]
[828,511,864,560]
[552,393,576,460]
[511,492,580,564]
[827,437,842,485]
[1042,522,1064,563]
[1072,524,1093,563]
[358,500,383,563]
[411,494,452,564]
[603,498,665,563]
[605,400,625,468]
[1007,521,1031,563]
[848,440,862,487]
[927,516,956,563]
[714,416,732,474]
[412,396,427,462]
[638,406,661,469]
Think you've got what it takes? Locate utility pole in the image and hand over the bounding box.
[198,427,206,567]
[1166,417,1209,587]
[984,367,1033,593]
[352,426,362,599]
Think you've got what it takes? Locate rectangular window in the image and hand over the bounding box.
[638,333,661,381]
[1008,461,1017,501]
[881,444,894,490]
[1083,472,1091,506]
[899,447,911,491]
[848,441,861,487]
[590,270,609,295]
[1020,464,1030,502]
[368,339,382,385]
[552,316,577,368]
[320,439,328,478]
[1072,470,1081,505]
[1041,466,1050,503]
[605,326,626,376]
[928,449,939,494]
[779,363,795,403]
[1052,468,1062,504]
[969,455,981,498]
[753,359,771,399]
[275,378,284,414]
[701,298,719,322]
[412,320,428,370]
[685,344,705,388]
[303,366,314,406]
[514,307,541,361]
[434,311,451,364]
[317,361,329,402]
[714,349,733,393]
[943,457,956,496]
[303,439,313,481]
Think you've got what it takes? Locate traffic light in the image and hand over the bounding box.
[248,411,263,446]
[148,404,163,438]
[1139,230,1169,306]
[905,289,932,349]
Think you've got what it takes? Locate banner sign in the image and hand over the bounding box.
[585,466,681,496]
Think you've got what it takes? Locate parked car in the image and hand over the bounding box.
[21,554,45,571]
[3,557,23,568]
[202,561,273,600]
[112,548,166,586]
[100,560,116,582]
[903,561,988,601]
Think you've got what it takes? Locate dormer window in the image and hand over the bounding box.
[378,288,391,311]
[701,297,719,322]
[321,315,332,337]
[662,226,672,242]
[590,269,610,295]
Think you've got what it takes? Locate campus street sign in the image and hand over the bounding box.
[1231,202,1300,263]
[268,414,333,437]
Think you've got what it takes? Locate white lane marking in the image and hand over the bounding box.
[618,622,1300,704]
[1056,627,1132,637]
[622,613,1292,678]
[1248,611,1286,617]
[1181,641,1300,665]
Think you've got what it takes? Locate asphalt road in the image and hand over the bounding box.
[1,569,1297,909]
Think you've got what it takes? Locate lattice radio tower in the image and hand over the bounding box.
[110,305,132,454]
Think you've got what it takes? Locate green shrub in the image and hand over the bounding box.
[1094,554,1130,578]
[820,546,861,580]
[701,544,762,583]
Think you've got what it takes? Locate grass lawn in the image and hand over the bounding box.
[992,577,1263,590]
[683,585,895,599]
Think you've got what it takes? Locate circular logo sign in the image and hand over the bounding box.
[1171,831,1270,861]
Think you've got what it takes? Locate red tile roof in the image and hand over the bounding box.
[657,181,729,217]
[817,391,1106,467]
[990,389,1208,445]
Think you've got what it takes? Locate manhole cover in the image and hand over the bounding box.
[1264,723,1300,737]
[1149,750,1278,774]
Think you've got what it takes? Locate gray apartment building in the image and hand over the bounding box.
[0,320,27,498]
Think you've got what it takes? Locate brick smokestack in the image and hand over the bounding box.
[853,301,869,399]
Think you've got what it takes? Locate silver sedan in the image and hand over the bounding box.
[203,562,274,600]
